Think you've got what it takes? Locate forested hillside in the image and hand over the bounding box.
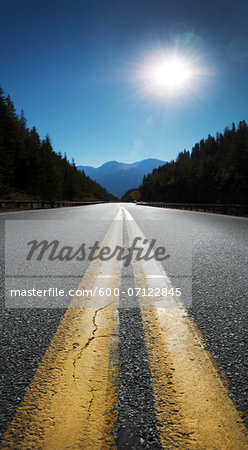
[0,87,115,201]
[140,121,248,204]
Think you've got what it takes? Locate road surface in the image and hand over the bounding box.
[0,203,247,448]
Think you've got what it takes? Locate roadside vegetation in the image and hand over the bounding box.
[136,121,248,204]
[0,87,115,202]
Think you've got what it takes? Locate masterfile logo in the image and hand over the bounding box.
[4,219,192,309]
[26,237,170,267]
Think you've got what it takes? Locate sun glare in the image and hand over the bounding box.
[145,55,194,98]
[126,45,211,102]
[151,60,190,89]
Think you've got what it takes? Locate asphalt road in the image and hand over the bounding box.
[0,203,247,446]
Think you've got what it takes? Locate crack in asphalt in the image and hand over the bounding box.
[72,303,112,382]
[87,387,97,421]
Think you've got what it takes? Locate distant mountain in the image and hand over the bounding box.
[77,158,165,198]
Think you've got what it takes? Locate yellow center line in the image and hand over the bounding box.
[123,207,248,449]
[2,208,123,449]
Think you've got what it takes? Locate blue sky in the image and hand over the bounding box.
[1,0,248,167]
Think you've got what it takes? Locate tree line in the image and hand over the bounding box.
[0,87,115,201]
[139,121,248,204]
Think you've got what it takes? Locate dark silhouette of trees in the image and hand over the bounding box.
[0,87,115,201]
[140,121,248,204]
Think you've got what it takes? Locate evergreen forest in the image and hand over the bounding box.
[0,87,115,201]
[139,121,248,204]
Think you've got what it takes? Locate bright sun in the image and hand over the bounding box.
[152,60,190,89]
[143,55,194,96]
[130,50,206,100]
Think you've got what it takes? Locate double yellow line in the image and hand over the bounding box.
[2,207,248,448]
